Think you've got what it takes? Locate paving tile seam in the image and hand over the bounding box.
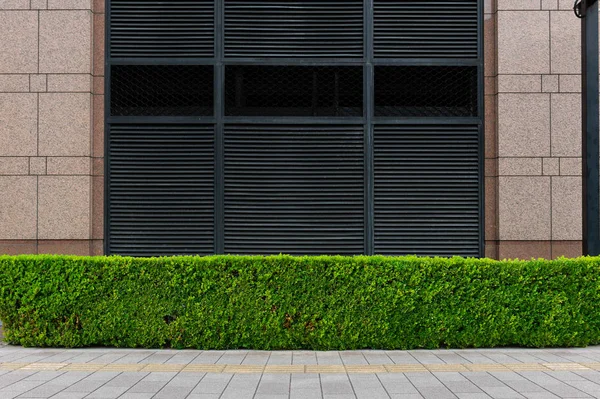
[0,362,597,374]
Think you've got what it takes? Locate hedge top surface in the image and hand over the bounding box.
[0,254,599,349]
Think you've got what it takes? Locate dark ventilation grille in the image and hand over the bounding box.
[373,124,480,257]
[373,0,478,58]
[110,0,214,58]
[374,66,478,117]
[224,125,365,255]
[225,65,363,116]
[224,0,363,58]
[111,65,213,116]
[108,124,215,256]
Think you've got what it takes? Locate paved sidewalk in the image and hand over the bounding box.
[2,347,600,398]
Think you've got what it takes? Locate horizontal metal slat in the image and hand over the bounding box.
[224,0,363,58]
[224,124,365,255]
[108,124,215,257]
[373,0,478,59]
[110,0,214,58]
[373,124,480,257]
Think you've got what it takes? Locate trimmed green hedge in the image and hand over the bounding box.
[0,255,599,349]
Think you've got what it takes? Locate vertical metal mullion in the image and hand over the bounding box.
[104,0,111,255]
[365,0,374,255]
[582,0,600,255]
[477,0,485,258]
[215,0,224,254]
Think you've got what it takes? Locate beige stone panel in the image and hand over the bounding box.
[541,0,558,10]
[558,0,575,9]
[498,158,542,175]
[559,157,582,175]
[542,157,559,176]
[551,93,581,157]
[29,74,47,92]
[0,240,37,255]
[92,175,103,239]
[497,75,541,93]
[498,241,552,260]
[0,75,28,92]
[0,157,28,175]
[485,176,498,241]
[552,241,582,258]
[551,11,580,74]
[498,11,549,74]
[0,0,29,8]
[93,13,104,77]
[30,0,47,9]
[0,93,37,156]
[552,176,582,240]
[499,176,551,240]
[47,74,91,92]
[39,93,91,156]
[48,0,91,9]
[47,157,90,175]
[0,176,37,239]
[93,0,104,14]
[498,93,550,157]
[542,75,559,93]
[484,14,496,78]
[38,176,90,240]
[0,11,37,73]
[39,11,91,74]
[29,157,47,175]
[38,240,90,255]
[559,75,581,92]
[498,0,540,9]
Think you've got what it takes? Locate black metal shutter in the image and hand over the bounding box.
[373,0,478,59]
[108,125,215,256]
[110,0,214,58]
[224,0,363,58]
[223,125,365,255]
[373,125,480,257]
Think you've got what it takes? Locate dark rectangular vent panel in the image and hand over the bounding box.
[225,65,363,116]
[375,66,478,117]
[373,0,478,58]
[224,0,363,58]
[108,124,215,257]
[374,125,480,257]
[224,125,365,255]
[110,0,214,58]
[110,65,213,116]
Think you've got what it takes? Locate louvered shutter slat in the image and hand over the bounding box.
[373,125,480,257]
[224,0,363,58]
[224,125,365,255]
[108,124,215,257]
[373,0,478,58]
[110,0,214,58]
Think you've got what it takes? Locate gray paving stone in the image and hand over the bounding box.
[520,393,561,399]
[353,387,390,399]
[256,373,291,395]
[117,394,154,399]
[186,395,221,399]
[127,380,169,393]
[444,381,485,393]
[291,389,322,399]
[322,395,357,399]
[49,392,88,399]
[153,385,197,399]
[389,394,424,399]
[503,379,548,393]
[292,351,317,365]
[254,395,291,399]
[415,386,457,398]
[339,352,368,365]
[17,382,71,397]
[85,385,129,398]
[454,394,493,399]
[320,374,354,395]
[189,373,232,395]
[102,372,147,387]
[317,352,343,365]
[479,386,525,399]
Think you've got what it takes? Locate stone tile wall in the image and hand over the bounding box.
[493,0,583,259]
[0,0,104,255]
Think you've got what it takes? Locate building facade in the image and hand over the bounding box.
[0,0,586,259]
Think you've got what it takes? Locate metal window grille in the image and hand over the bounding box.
[106,0,484,257]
